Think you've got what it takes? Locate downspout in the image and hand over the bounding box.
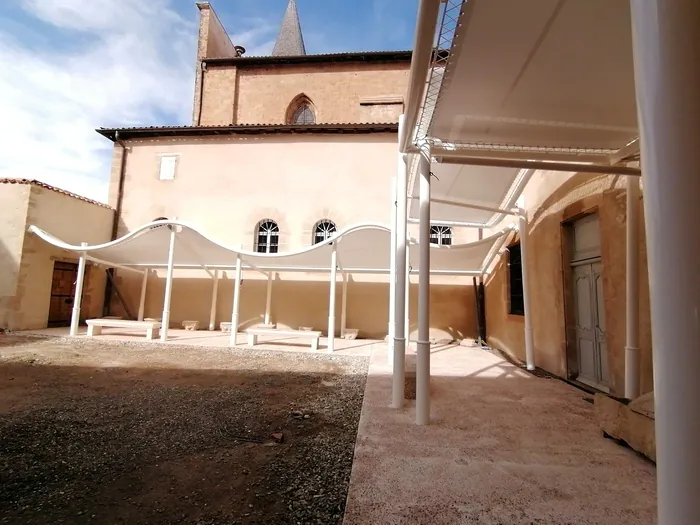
[102,130,128,316]
[197,61,207,126]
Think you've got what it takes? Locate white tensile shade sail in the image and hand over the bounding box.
[28,220,510,275]
[428,0,637,152]
[408,161,527,226]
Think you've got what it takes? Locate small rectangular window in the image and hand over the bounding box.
[159,155,178,180]
[508,242,525,316]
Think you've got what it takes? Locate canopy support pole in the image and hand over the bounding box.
[518,206,535,370]
[625,176,641,399]
[328,245,338,352]
[69,242,88,337]
[209,270,219,331]
[416,150,431,425]
[405,250,410,344]
[631,2,700,522]
[341,272,348,337]
[264,272,273,325]
[160,229,177,342]
[230,255,242,345]
[392,114,408,408]
[388,175,398,352]
[137,269,148,321]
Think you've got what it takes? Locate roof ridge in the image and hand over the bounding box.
[0,178,112,209]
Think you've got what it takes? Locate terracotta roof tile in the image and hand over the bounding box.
[0,178,113,210]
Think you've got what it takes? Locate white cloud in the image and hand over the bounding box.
[0,0,197,202]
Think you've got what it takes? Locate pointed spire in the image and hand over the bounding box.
[272,0,306,56]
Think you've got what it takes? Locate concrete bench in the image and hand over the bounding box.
[245,328,322,351]
[86,319,162,340]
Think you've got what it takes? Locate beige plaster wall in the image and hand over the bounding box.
[8,186,114,330]
[485,172,652,397]
[199,62,409,126]
[114,134,398,249]
[111,270,476,341]
[108,133,477,339]
[0,184,31,328]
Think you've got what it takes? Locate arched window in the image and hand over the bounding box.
[255,220,279,253]
[430,225,452,246]
[313,220,337,244]
[286,94,316,125]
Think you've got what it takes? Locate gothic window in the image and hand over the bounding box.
[255,220,279,253]
[286,94,316,125]
[291,104,315,125]
[430,225,452,246]
[313,220,337,244]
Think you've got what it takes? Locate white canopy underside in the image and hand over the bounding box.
[29,221,511,276]
[408,0,638,226]
[429,0,637,151]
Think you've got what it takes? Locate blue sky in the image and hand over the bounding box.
[0,0,418,202]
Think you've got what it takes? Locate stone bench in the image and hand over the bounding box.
[245,328,322,351]
[86,319,162,340]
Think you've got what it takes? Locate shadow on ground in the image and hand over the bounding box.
[0,336,368,525]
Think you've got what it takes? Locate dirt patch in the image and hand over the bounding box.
[0,335,368,525]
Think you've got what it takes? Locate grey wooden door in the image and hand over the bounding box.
[571,214,609,390]
[573,261,609,389]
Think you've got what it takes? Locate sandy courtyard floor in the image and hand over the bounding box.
[0,334,368,525]
[343,345,657,525]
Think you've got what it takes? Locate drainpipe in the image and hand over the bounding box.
[102,130,128,316]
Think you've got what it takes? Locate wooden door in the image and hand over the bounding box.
[570,213,609,391]
[48,262,78,327]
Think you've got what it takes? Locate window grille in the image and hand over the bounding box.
[256,220,279,253]
[430,225,452,246]
[291,104,315,125]
[313,220,337,244]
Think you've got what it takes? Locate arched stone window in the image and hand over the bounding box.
[255,220,279,253]
[313,220,337,244]
[286,94,316,125]
[430,225,452,246]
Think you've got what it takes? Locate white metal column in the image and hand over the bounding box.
[388,175,398,351]
[341,273,348,337]
[69,242,88,337]
[137,269,148,322]
[631,1,700,522]
[208,270,219,331]
[264,272,273,325]
[160,230,177,342]
[405,250,410,344]
[328,245,338,352]
[392,115,408,408]
[230,255,242,345]
[416,150,431,425]
[625,176,641,399]
[519,206,536,371]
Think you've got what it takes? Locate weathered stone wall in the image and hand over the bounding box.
[5,185,113,330]
[485,172,652,397]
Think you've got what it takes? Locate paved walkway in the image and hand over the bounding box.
[343,345,656,524]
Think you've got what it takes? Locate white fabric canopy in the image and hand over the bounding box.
[427,0,638,153]
[29,220,511,275]
[408,161,528,226]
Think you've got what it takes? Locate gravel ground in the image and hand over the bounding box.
[0,334,369,525]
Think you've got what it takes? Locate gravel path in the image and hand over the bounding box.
[0,335,369,525]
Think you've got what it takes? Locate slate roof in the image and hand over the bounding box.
[272,0,306,57]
